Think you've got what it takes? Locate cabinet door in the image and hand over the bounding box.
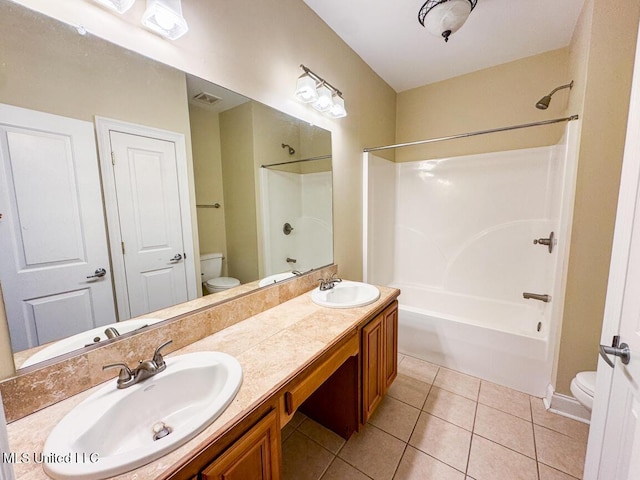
[383,302,398,390]
[362,314,384,423]
[201,410,280,480]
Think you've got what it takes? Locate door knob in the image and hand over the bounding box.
[86,268,107,279]
[599,335,631,367]
[169,253,183,263]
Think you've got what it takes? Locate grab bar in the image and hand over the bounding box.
[523,292,551,303]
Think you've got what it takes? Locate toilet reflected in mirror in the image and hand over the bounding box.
[200,254,240,294]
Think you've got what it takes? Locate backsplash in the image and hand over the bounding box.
[0,265,336,423]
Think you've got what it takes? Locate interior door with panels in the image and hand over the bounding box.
[0,104,116,351]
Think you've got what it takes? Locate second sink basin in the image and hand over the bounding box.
[43,351,242,479]
[311,281,380,308]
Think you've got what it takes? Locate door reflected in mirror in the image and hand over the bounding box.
[0,0,333,373]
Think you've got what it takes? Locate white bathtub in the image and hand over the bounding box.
[395,283,552,396]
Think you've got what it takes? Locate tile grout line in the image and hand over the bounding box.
[530,396,542,480]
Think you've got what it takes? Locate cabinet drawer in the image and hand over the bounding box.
[282,334,358,422]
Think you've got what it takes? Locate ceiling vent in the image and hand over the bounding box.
[192,91,222,106]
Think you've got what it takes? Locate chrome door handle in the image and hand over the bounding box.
[169,253,183,263]
[87,268,107,279]
[600,336,631,368]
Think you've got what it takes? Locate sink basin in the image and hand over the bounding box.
[43,351,243,479]
[258,271,297,287]
[20,318,165,368]
[311,281,380,308]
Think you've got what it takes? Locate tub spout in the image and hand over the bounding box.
[523,292,551,303]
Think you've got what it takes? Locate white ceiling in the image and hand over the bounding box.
[302,0,586,92]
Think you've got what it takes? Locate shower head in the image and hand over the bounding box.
[535,81,574,110]
[281,143,295,155]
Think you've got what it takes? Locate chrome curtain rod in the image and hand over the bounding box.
[363,115,579,153]
[261,154,332,169]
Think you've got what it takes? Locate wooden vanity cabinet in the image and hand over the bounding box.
[361,301,398,423]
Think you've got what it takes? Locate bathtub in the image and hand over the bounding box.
[395,283,552,396]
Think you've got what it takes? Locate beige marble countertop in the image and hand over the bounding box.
[6,285,399,479]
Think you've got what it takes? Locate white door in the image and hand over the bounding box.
[109,131,189,318]
[584,19,640,479]
[0,104,116,351]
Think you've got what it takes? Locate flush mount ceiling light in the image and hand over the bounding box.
[418,0,478,43]
[142,0,189,40]
[93,0,136,13]
[294,65,347,119]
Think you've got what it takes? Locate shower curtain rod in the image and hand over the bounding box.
[260,153,332,169]
[363,115,579,153]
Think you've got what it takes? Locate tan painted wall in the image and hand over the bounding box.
[395,48,571,163]
[556,0,640,395]
[10,0,398,283]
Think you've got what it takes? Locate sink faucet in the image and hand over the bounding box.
[103,340,173,389]
[319,274,342,291]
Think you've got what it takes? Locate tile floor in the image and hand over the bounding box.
[281,354,589,480]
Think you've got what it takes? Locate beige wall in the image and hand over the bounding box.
[10,0,398,283]
[396,48,571,163]
[556,0,640,395]
[189,104,229,268]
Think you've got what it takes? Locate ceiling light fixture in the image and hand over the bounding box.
[294,65,347,119]
[142,0,189,40]
[418,0,478,43]
[93,0,136,13]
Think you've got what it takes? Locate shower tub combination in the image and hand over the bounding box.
[364,122,579,396]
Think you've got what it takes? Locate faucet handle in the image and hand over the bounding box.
[153,340,173,369]
[102,362,134,383]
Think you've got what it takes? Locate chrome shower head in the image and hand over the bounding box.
[536,81,574,110]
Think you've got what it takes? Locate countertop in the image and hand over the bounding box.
[6,285,399,479]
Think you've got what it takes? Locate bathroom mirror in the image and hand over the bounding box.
[0,0,333,374]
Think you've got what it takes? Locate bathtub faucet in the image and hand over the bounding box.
[523,292,551,303]
[319,274,342,291]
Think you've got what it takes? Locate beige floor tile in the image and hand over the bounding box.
[473,404,535,458]
[290,410,308,428]
[387,373,432,409]
[433,368,481,400]
[409,412,471,472]
[398,356,440,384]
[321,458,371,480]
[338,424,406,480]
[282,422,297,442]
[467,435,538,480]
[298,418,346,454]
[538,463,580,480]
[423,386,477,431]
[394,446,465,480]
[282,431,335,480]
[531,397,590,443]
[478,381,532,421]
[368,395,421,442]
[535,424,586,479]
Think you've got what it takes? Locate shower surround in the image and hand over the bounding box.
[364,123,579,396]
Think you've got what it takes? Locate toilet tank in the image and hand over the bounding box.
[200,253,223,282]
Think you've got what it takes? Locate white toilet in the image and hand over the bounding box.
[570,371,597,412]
[200,253,240,294]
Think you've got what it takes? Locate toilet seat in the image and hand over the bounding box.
[205,276,240,289]
[570,371,596,412]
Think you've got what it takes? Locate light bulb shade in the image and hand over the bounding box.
[142,0,189,40]
[328,94,347,118]
[93,0,136,13]
[419,0,476,41]
[295,74,318,103]
[312,83,334,112]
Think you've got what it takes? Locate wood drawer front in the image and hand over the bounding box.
[283,334,359,418]
[201,410,280,480]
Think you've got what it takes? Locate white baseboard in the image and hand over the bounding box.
[544,384,591,424]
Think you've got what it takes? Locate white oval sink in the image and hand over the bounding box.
[43,351,242,479]
[20,318,165,368]
[311,281,380,308]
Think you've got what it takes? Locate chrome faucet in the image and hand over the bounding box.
[319,274,342,291]
[103,340,173,389]
[523,292,551,303]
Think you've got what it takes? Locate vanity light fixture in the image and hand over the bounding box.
[418,0,478,42]
[142,0,189,40]
[295,65,347,119]
[93,0,136,14]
